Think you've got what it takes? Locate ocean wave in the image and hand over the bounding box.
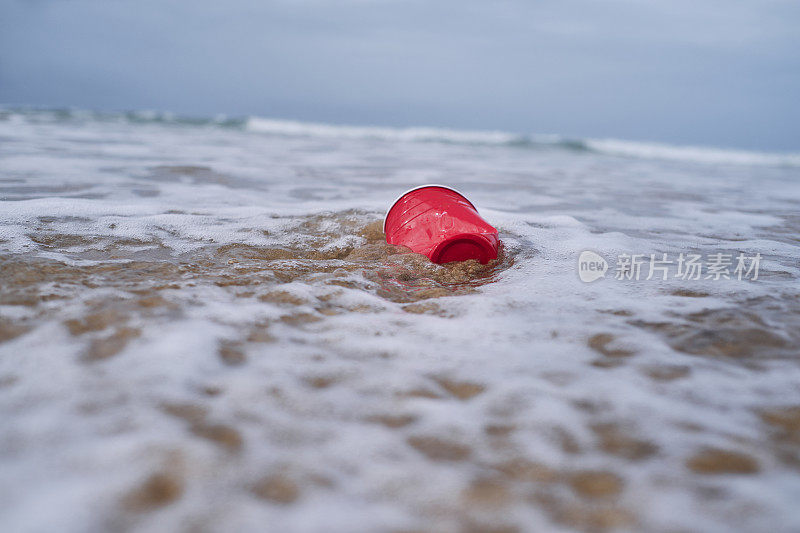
[244,118,800,167]
[244,117,526,145]
[0,107,246,129]
[583,138,800,168]
[2,106,798,167]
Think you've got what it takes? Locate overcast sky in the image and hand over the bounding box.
[1,0,798,150]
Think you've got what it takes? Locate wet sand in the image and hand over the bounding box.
[2,213,799,532]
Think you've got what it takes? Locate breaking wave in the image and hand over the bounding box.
[3,106,798,168]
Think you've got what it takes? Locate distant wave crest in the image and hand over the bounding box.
[245,117,526,145]
[244,118,800,167]
[582,138,800,167]
[3,107,798,168]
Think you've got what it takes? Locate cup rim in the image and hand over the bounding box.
[382,184,476,233]
[430,232,496,264]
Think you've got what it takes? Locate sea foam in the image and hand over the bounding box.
[1,108,800,533]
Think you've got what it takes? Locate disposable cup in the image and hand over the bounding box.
[383,184,499,264]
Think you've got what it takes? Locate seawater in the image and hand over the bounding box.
[1,108,800,532]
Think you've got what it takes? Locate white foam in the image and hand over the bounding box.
[1,108,799,533]
[4,107,799,167]
[584,137,800,167]
[245,116,523,145]
[244,116,800,168]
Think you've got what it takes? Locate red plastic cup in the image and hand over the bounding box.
[383,184,499,264]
